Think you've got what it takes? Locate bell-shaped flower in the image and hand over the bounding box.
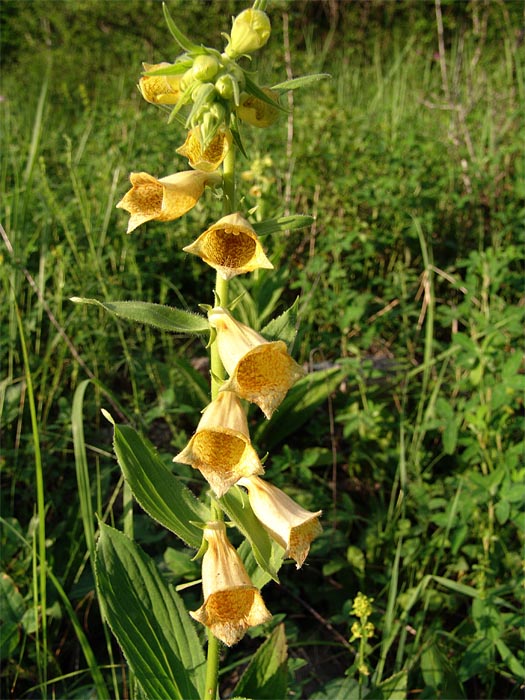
[238,476,322,569]
[177,126,232,172]
[173,391,263,497]
[190,521,272,646]
[208,307,305,419]
[226,9,271,59]
[116,170,220,234]
[183,212,274,280]
[138,62,182,105]
[237,88,280,128]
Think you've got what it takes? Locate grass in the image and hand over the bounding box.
[1,1,524,698]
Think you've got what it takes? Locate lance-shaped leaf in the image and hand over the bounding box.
[260,297,300,346]
[253,215,314,237]
[96,523,205,700]
[108,416,209,548]
[70,298,209,334]
[271,73,332,93]
[162,2,200,52]
[220,487,281,583]
[244,75,288,113]
[232,624,288,700]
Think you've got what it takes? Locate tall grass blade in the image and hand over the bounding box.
[15,303,47,697]
[71,379,122,700]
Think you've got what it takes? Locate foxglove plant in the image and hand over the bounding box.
[73,2,328,697]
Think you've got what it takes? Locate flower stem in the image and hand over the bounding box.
[204,141,236,700]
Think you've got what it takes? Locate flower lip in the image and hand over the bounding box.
[183,212,273,280]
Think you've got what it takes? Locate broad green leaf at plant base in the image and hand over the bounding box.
[95,523,205,700]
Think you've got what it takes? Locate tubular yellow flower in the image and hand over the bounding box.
[208,307,305,419]
[183,212,273,280]
[237,89,280,128]
[226,9,271,58]
[190,521,272,646]
[177,127,232,172]
[116,170,220,234]
[173,391,263,497]
[238,476,322,568]
[138,62,182,105]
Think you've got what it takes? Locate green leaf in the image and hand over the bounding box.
[220,487,281,582]
[244,75,288,112]
[310,676,360,700]
[70,298,209,334]
[0,573,25,659]
[110,418,209,548]
[255,366,347,449]
[232,624,288,700]
[162,2,200,52]
[260,297,300,346]
[421,643,465,699]
[271,73,331,92]
[95,523,205,700]
[367,670,408,699]
[253,215,314,237]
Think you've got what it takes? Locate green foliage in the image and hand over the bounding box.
[2,0,523,698]
[95,522,206,700]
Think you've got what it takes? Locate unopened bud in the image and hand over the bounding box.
[192,54,220,81]
[226,9,271,58]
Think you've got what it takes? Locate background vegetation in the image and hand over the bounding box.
[1,0,524,698]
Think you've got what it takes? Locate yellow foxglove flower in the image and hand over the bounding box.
[177,127,232,172]
[190,521,272,646]
[116,170,220,234]
[183,212,273,280]
[226,9,271,58]
[237,89,280,128]
[173,391,263,497]
[239,476,322,568]
[139,62,182,105]
[208,307,305,419]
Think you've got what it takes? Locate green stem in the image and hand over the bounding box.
[203,141,236,700]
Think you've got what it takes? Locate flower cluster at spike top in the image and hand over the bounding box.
[117,4,322,648]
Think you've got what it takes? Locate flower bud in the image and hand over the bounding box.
[192,54,220,81]
[215,74,236,100]
[226,9,271,58]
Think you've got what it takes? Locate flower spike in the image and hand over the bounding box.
[173,391,263,497]
[116,170,220,233]
[183,212,273,280]
[190,521,272,646]
[208,307,305,419]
